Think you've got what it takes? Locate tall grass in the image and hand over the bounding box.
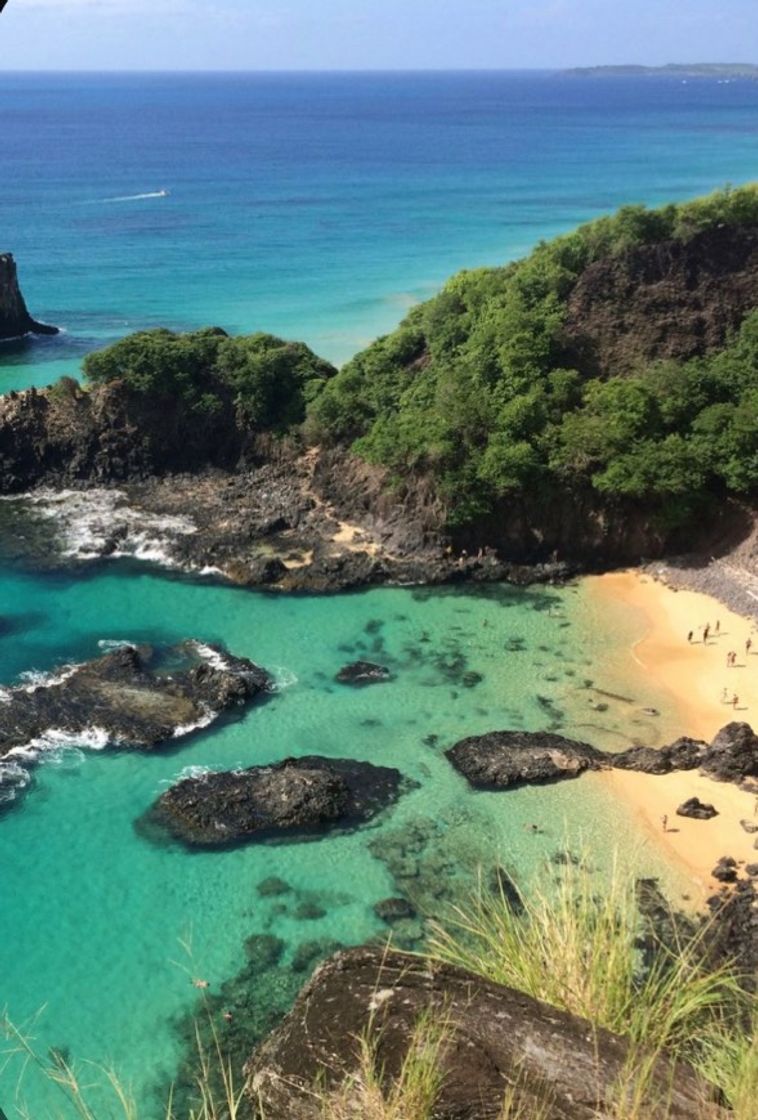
[426,854,755,1115]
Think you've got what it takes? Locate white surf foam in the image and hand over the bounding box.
[0,726,111,799]
[171,708,216,739]
[191,642,231,671]
[6,488,196,569]
[266,666,299,692]
[101,191,170,203]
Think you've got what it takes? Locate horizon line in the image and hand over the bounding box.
[0,62,756,76]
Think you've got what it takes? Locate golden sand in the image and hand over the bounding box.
[587,571,758,893]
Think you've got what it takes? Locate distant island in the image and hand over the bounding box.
[566,63,758,79]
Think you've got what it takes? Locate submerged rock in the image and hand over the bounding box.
[446,729,606,789]
[334,660,391,685]
[677,797,718,820]
[0,640,269,778]
[148,756,406,848]
[244,947,724,1120]
[373,897,416,923]
[0,253,58,340]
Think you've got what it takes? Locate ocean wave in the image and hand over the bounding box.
[17,664,77,692]
[191,641,231,671]
[267,665,299,692]
[0,726,111,798]
[97,639,137,653]
[5,488,196,568]
[171,708,216,738]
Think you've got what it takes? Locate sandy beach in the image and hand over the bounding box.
[588,570,758,895]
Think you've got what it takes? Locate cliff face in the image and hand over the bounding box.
[0,253,58,340]
[560,225,758,377]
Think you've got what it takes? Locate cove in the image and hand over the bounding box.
[0,559,690,1118]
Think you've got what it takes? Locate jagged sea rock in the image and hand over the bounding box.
[244,947,725,1120]
[700,721,758,784]
[0,641,269,771]
[0,253,58,340]
[148,756,406,848]
[711,856,738,884]
[677,797,718,820]
[334,660,391,685]
[446,730,607,790]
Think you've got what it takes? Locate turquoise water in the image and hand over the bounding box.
[1,71,758,390]
[0,566,688,1118]
[1,71,756,1117]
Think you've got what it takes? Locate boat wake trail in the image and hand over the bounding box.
[100,190,170,203]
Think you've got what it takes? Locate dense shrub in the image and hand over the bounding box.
[83,327,335,432]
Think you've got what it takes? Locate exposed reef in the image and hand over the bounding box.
[147,756,406,847]
[0,253,58,341]
[244,947,724,1120]
[446,722,758,792]
[0,642,270,798]
[446,729,607,789]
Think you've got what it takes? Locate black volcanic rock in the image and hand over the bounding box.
[700,722,758,784]
[149,756,406,847]
[446,730,607,790]
[711,856,738,884]
[335,660,391,685]
[0,641,269,774]
[373,897,416,923]
[613,736,705,774]
[244,947,723,1120]
[677,797,718,821]
[0,253,58,340]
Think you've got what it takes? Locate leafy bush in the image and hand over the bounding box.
[83,327,336,432]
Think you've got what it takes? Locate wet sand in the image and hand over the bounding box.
[588,570,758,894]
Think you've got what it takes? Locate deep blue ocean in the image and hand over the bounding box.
[1,72,757,1118]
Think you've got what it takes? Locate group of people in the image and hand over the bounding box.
[686,620,758,713]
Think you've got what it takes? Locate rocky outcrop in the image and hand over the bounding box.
[147,756,406,847]
[560,225,758,378]
[0,641,270,773]
[706,874,758,989]
[677,797,718,820]
[446,730,607,790]
[0,253,58,340]
[244,947,724,1120]
[446,723,758,794]
[700,721,758,784]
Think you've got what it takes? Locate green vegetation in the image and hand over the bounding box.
[83,327,335,433]
[308,185,758,526]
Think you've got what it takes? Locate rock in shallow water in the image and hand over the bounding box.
[0,640,270,775]
[147,756,407,847]
[244,947,725,1120]
[334,660,391,685]
[446,729,607,789]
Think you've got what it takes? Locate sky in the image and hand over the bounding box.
[0,0,756,71]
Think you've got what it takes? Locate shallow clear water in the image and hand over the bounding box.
[1,70,755,1117]
[0,565,688,1117]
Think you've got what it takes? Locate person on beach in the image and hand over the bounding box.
[721,687,729,703]
[747,638,753,656]
[703,624,710,643]
[661,815,668,833]
[687,630,693,643]
[732,694,739,709]
[716,620,720,634]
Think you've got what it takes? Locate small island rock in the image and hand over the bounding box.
[446,730,607,790]
[148,756,406,848]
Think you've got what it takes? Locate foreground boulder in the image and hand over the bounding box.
[148,756,406,847]
[245,947,723,1120]
[0,252,58,340]
[0,641,270,770]
[446,730,606,789]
